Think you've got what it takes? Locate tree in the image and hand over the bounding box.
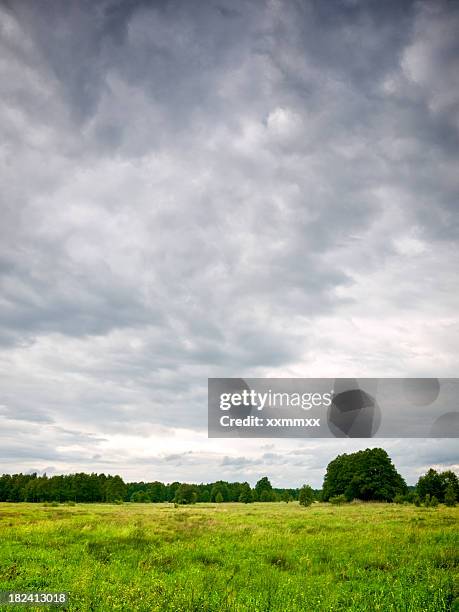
[147,481,166,503]
[200,489,210,503]
[322,448,406,502]
[416,469,444,502]
[298,485,314,507]
[215,492,223,503]
[255,476,271,492]
[415,469,459,504]
[439,470,459,502]
[167,482,181,502]
[445,484,456,507]
[255,477,276,501]
[238,482,253,503]
[105,475,126,502]
[210,482,229,502]
[131,491,150,503]
[174,484,197,505]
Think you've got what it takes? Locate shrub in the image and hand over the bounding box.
[298,485,314,507]
[215,492,223,503]
[329,494,347,506]
[430,495,439,508]
[130,491,151,503]
[393,494,404,504]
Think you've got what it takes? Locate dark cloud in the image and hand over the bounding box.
[0,0,458,479]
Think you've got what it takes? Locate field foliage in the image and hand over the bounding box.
[0,502,457,611]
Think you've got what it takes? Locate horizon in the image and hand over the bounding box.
[0,441,451,489]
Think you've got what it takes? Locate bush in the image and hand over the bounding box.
[393,494,404,504]
[329,494,347,506]
[215,492,223,503]
[299,485,314,507]
[423,494,438,507]
[130,491,151,503]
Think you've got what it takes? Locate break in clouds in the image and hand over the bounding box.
[0,0,458,486]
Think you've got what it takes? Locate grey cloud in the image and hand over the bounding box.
[0,404,53,424]
[0,0,458,478]
[221,456,257,467]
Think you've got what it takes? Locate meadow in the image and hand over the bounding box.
[0,501,457,611]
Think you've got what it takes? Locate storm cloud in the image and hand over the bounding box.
[0,0,458,485]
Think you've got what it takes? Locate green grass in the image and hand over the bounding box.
[0,502,457,611]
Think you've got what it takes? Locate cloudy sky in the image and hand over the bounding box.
[1,0,458,487]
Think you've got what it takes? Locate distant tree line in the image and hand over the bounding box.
[0,448,456,506]
[0,473,306,504]
[0,473,127,503]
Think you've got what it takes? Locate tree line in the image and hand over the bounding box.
[0,472,304,504]
[0,448,457,506]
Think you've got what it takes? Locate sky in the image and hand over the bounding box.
[0,0,458,488]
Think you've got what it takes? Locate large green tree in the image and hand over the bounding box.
[322,448,406,502]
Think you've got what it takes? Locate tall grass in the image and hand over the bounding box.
[0,502,457,611]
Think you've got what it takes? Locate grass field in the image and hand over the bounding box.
[0,502,457,611]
